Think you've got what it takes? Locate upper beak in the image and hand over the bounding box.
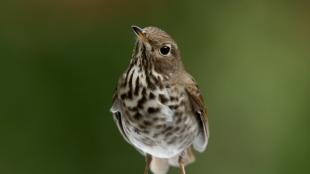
[131,25,145,40]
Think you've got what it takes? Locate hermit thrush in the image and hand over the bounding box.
[110,25,209,174]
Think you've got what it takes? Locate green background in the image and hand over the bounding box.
[0,0,309,174]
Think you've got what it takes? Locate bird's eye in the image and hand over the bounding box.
[159,45,171,56]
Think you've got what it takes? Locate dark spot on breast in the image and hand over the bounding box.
[128,107,138,112]
[174,127,180,132]
[148,82,156,90]
[183,115,189,122]
[153,133,160,138]
[175,111,182,117]
[152,117,159,122]
[142,88,147,96]
[146,73,156,90]
[179,128,185,134]
[121,81,127,87]
[165,132,172,137]
[166,126,173,132]
[168,105,179,110]
[170,96,178,101]
[147,107,160,114]
[137,95,146,109]
[127,91,133,100]
[120,93,127,100]
[134,76,140,96]
[161,126,172,134]
[159,94,168,104]
[176,116,182,124]
[143,120,152,126]
[167,137,177,144]
[149,92,155,99]
[134,128,141,134]
[142,130,150,134]
[139,124,146,129]
[155,124,163,129]
[133,112,142,120]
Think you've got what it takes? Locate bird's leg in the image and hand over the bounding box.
[144,154,152,174]
[178,151,186,174]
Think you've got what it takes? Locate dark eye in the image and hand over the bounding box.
[159,45,171,56]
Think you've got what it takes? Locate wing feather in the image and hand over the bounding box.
[185,81,209,152]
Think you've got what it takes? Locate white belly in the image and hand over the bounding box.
[129,137,183,158]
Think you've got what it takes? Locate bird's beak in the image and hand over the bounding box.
[131,25,146,41]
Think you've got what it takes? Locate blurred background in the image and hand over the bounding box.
[0,0,309,174]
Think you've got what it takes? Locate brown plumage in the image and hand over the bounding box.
[110,25,209,174]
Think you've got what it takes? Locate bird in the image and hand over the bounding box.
[110,25,209,174]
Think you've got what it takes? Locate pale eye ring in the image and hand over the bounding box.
[159,44,171,56]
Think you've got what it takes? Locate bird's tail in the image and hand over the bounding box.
[150,148,195,174]
[150,157,169,174]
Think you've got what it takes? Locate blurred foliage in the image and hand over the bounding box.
[0,0,309,174]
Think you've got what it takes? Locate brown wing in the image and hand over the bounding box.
[185,80,209,152]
